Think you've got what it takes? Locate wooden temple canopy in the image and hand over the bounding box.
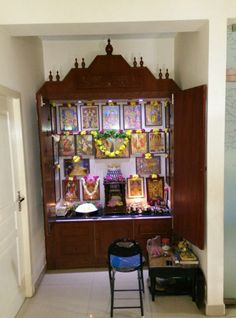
[37,39,180,101]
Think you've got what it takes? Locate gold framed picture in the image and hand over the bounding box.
[136,156,161,176]
[64,158,90,177]
[59,105,78,131]
[144,102,162,126]
[127,177,145,198]
[102,105,120,130]
[146,177,164,202]
[131,133,148,155]
[123,104,142,130]
[148,132,166,153]
[59,135,75,156]
[62,178,80,202]
[80,105,100,130]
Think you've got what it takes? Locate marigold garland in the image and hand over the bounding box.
[93,129,132,158]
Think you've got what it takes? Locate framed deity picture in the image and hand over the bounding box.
[62,178,80,202]
[50,106,57,133]
[123,104,142,130]
[136,156,161,176]
[148,132,166,153]
[82,177,100,201]
[80,105,100,130]
[59,105,78,131]
[76,134,94,156]
[64,158,90,177]
[131,133,148,155]
[127,177,144,198]
[102,105,120,130]
[59,135,75,156]
[95,138,130,159]
[144,101,162,126]
[146,177,164,202]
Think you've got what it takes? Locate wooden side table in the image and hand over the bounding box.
[148,252,199,301]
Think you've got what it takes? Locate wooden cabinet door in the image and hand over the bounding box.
[37,103,55,222]
[53,222,95,269]
[134,218,172,254]
[174,85,206,249]
[94,220,133,266]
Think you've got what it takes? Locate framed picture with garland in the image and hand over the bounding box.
[59,105,78,132]
[123,104,142,130]
[81,176,100,201]
[95,138,130,159]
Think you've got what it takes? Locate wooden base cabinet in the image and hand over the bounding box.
[51,222,95,269]
[47,218,172,269]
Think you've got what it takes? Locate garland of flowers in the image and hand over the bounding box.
[81,176,100,197]
[91,129,132,158]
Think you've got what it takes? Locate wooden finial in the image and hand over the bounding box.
[140,57,144,67]
[74,58,79,68]
[49,71,53,81]
[159,69,163,79]
[56,71,60,81]
[133,57,137,67]
[165,69,169,79]
[81,58,85,68]
[105,38,113,55]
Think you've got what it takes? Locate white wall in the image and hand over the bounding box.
[42,37,174,81]
[0,28,45,293]
[224,24,236,299]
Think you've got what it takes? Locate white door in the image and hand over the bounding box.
[0,94,27,318]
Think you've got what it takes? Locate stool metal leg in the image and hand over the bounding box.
[110,270,115,318]
[138,269,144,316]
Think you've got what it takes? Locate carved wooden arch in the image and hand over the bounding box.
[37,39,180,100]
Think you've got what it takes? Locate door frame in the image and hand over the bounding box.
[0,84,33,297]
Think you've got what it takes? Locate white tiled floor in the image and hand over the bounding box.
[16,269,236,318]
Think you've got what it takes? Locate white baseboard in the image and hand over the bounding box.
[205,304,225,316]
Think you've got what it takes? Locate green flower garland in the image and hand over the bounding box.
[91,129,132,158]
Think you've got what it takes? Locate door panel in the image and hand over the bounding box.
[0,96,25,318]
[174,85,206,249]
